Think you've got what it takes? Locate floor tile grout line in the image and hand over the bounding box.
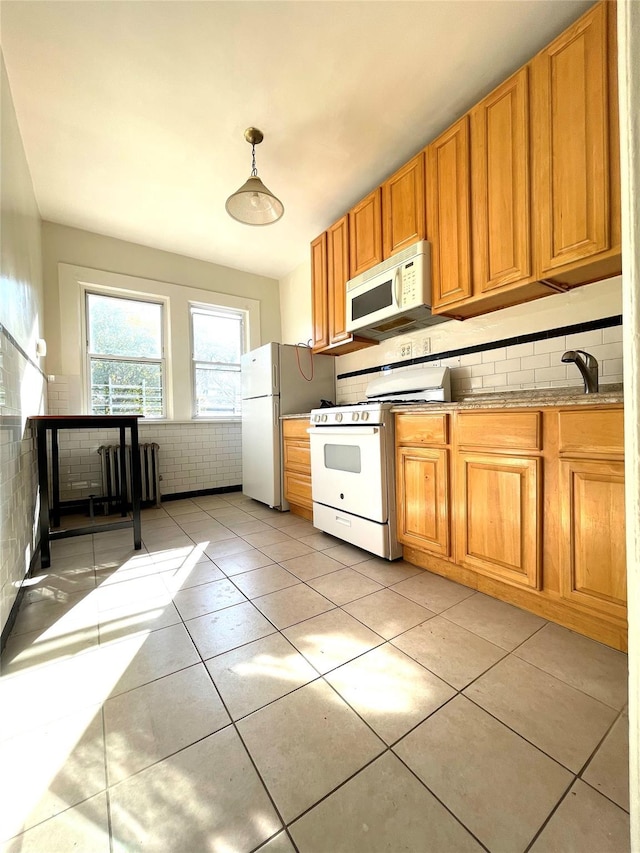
[178,609,301,853]
[388,740,493,853]
[508,646,626,712]
[7,502,628,850]
[460,688,584,777]
[522,774,579,853]
[579,775,631,816]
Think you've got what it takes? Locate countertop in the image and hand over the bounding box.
[392,384,623,413]
[279,386,623,419]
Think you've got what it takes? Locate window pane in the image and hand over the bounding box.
[90,359,163,417]
[195,366,240,416]
[88,294,162,358]
[192,312,242,363]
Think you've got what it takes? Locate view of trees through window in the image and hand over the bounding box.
[191,306,244,416]
[87,292,164,417]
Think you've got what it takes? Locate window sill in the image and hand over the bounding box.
[136,418,241,425]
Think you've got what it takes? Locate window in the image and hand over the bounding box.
[191,305,244,417]
[86,292,165,417]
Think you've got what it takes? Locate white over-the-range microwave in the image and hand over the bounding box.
[345,240,449,341]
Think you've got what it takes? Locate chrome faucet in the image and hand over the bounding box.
[561,349,599,394]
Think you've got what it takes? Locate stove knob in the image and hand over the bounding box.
[335,412,343,422]
[352,412,360,422]
[321,413,328,422]
[313,414,320,423]
[361,411,369,422]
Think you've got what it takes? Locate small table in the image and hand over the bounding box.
[30,415,143,569]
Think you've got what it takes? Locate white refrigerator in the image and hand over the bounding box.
[241,343,335,509]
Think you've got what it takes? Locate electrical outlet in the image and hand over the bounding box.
[399,342,413,359]
[422,338,431,355]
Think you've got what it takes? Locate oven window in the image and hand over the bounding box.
[324,444,361,473]
[352,279,393,321]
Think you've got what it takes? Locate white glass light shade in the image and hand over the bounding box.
[225,175,284,226]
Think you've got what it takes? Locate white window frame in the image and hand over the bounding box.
[85,289,167,419]
[59,264,261,422]
[189,303,247,419]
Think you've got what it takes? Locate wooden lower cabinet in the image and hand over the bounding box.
[559,458,626,620]
[396,405,626,650]
[396,446,450,557]
[456,452,541,590]
[282,418,313,520]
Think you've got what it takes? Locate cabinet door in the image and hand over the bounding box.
[471,67,532,291]
[559,459,626,620]
[327,215,350,345]
[426,115,472,310]
[457,452,541,589]
[349,188,383,278]
[532,1,613,275]
[382,152,426,259]
[311,233,329,352]
[396,446,450,557]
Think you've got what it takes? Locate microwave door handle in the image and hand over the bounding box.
[394,267,401,308]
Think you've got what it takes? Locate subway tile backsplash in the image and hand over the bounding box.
[0,329,45,634]
[336,323,623,403]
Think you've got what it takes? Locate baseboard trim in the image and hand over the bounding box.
[1,541,41,655]
[161,485,243,502]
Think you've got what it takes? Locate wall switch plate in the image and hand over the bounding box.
[422,338,431,355]
[399,342,413,359]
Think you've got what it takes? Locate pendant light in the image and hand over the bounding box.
[225,127,284,225]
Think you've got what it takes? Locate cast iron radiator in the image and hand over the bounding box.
[97,443,161,511]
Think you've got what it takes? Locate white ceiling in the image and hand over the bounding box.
[2,0,592,281]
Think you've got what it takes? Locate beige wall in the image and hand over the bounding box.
[0,54,45,635]
[41,222,282,375]
[279,258,313,346]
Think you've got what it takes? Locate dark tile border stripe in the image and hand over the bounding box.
[336,315,623,381]
[0,324,48,380]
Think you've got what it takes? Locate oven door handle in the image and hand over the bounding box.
[308,426,379,437]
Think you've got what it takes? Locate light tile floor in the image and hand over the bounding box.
[0,493,630,853]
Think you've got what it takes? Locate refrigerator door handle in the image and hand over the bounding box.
[273,364,278,393]
[274,398,280,427]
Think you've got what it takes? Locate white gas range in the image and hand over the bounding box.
[309,366,451,560]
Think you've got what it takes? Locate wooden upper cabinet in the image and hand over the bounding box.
[310,233,329,352]
[349,188,383,278]
[427,115,472,310]
[327,215,350,345]
[382,152,426,258]
[310,222,378,356]
[471,67,532,292]
[531,0,620,281]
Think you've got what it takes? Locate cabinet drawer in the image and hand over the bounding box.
[457,411,542,451]
[283,440,311,473]
[558,409,624,455]
[283,418,311,440]
[284,470,312,509]
[396,414,448,446]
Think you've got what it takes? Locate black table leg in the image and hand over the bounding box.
[130,421,142,550]
[36,423,51,569]
[119,426,128,517]
[51,427,60,528]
